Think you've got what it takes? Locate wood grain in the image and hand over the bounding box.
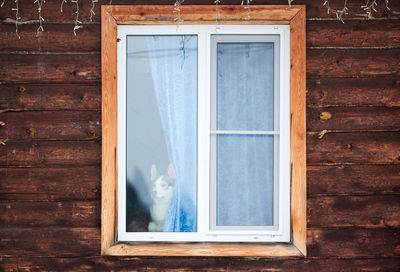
[307,77,400,107]
[1,20,399,53]
[307,228,400,257]
[308,195,400,228]
[0,227,398,258]
[101,5,118,255]
[2,195,396,229]
[307,107,400,131]
[1,257,400,272]
[0,201,100,227]
[0,54,100,83]
[307,20,400,48]
[0,111,101,140]
[0,227,100,257]
[0,167,100,200]
[0,84,101,111]
[307,48,400,78]
[307,164,400,196]
[307,132,400,164]
[0,141,101,167]
[290,5,307,256]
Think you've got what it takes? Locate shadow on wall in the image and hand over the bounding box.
[126,170,150,232]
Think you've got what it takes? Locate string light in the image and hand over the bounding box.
[71,0,82,36]
[214,0,220,23]
[90,0,98,22]
[11,0,21,39]
[362,0,390,19]
[0,0,394,38]
[174,0,184,22]
[241,0,252,20]
[60,0,67,13]
[323,0,348,23]
[34,0,45,37]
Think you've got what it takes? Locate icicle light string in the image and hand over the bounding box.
[34,0,45,37]
[362,0,390,19]
[0,0,395,38]
[214,0,220,23]
[71,0,82,36]
[241,0,252,20]
[174,0,184,22]
[323,0,348,23]
[11,0,20,39]
[90,0,98,21]
[60,0,67,13]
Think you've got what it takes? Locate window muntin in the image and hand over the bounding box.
[117,25,291,243]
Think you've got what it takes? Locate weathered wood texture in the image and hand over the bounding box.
[1,0,399,270]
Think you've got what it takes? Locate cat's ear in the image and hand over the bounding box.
[167,163,176,180]
[150,165,158,181]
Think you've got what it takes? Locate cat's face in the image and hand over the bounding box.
[151,175,174,200]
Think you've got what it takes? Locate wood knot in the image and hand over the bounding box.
[347,144,352,149]
[28,128,36,138]
[319,111,332,120]
[18,86,26,93]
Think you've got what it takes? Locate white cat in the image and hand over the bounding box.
[148,163,175,232]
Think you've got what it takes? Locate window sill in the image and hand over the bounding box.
[104,242,304,257]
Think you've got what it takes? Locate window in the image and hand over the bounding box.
[102,5,306,257]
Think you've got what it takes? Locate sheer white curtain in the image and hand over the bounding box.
[216,43,275,226]
[146,35,197,232]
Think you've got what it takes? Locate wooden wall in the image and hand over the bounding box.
[1,0,399,270]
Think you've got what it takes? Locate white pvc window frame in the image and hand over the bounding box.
[117,25,291,243]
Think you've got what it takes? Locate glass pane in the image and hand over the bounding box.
[217,42,274,131]
[126,35,197,232]
[216,135,274,226]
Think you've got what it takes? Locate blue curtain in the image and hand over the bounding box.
[145,35,197,232]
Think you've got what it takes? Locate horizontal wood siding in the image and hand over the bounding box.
[0,0,399,270]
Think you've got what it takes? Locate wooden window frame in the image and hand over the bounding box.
[102,5,306,257]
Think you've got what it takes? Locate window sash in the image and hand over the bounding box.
[117,25,291,242]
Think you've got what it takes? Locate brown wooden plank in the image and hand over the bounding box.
[0,227,99,257]
[308,228,400,257]
[307,132,400,164]
[1,20,399,53]
[0,227,398,258]
[0,84,101,111]
[2,257,400,272]
[307,164,400,196]
[308,195,400,228]
[0,0,398,23]
[1,257,400,272]
[1,195,397,229]
[0,201,100,227]
[307,107,400,131]
[307,77,400,107]
[0,54,100,83]
[0,167,100,200]
[307,49,400,78]
[0,141,101,167]
[0,24,100,52]
[307,20,400,48]
[0,111,101,140]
